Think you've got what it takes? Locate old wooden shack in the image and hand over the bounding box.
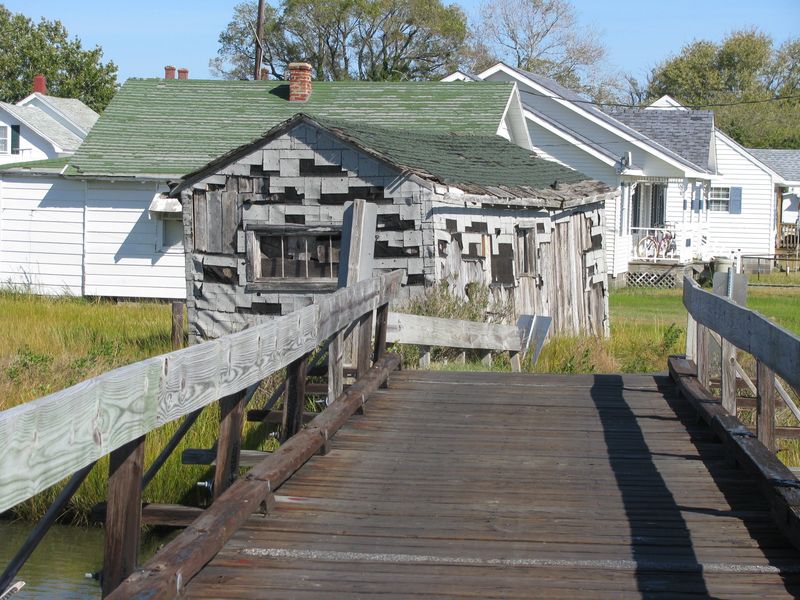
[172,113,616,342]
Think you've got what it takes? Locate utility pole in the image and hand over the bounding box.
[253,0,266,79]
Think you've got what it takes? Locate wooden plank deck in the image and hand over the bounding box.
[184,371,800,599]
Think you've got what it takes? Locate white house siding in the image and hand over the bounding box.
[83,182,185,299]
[708,133,774,257]
[0,114,53,165]
[0,176,84,294]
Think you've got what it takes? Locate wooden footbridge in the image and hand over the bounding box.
[3,272,800,599]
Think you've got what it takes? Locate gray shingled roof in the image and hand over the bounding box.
[605,108,715,173]
[747,149,800,183]
[503,64,714,174]
[0,103,83,151]
[34,94,99,133]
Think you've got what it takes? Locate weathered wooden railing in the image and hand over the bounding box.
[0,269,402,598]
[387,312,548,370]
[670,275,800,547]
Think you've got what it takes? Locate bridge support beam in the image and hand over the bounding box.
[102,435,145,597]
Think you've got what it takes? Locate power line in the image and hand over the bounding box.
[516,87,800,110]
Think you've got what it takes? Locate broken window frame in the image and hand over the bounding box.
[246,224,342,291]
[515,228,537,277]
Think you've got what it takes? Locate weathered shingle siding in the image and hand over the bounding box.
[186,123,437,341]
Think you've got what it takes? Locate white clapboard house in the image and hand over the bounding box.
[0,68,531,299]
[747,149,800,250]
[445,64,787,285]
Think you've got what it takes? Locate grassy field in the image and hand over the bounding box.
[0,291,279,523]
[1,283,799,521]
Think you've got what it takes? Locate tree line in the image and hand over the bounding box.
[0,1,797,148]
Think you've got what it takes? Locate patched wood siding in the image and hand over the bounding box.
[0,176,84,294]
[433,201,608,337]
[185,121,609,342]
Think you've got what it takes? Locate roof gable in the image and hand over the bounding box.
[0,102,82,152]
[177,113,612,205]
[605,108,715,173]
[476,62,714,176]
[67,78,516,179]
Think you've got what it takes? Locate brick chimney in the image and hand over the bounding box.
[288,62,312,102]
[177,68,189,80]
[165,65,176,80]
[33,74,47,95]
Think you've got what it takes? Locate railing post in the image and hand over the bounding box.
[213,389,248,500]
[356,310,375,378]
[102,435,145,597]
[696,323,710,391]
[419,345,431,369]
[373,303,389,363]
[757,360,776,452]
[328,334,344,402]
[721,337,737,415]
[284,352,310,440]
[171,301,185,350]
[685,313,697,361]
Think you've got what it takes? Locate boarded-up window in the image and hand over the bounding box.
[492,243,515,285]
[258,233,341,279]
[516,229,536,275]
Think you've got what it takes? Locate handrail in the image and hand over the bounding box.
[683,275,800,392]
[0,270,402,514]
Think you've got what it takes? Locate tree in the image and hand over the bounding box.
[211,0,468,81]
[0,5,117,112]
[467,0,609,98]
[638,29,800,148]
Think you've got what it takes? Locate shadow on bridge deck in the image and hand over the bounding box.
[184,371,800,599]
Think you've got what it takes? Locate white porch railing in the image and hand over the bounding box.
[779,223,799,250]
[631,224,721,263]
[631,226,680,262]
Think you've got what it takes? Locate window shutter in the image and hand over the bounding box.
[10,125,19,155]
[692,186,702,211]
[729,187,742,214]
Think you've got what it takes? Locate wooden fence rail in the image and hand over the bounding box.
[0,269,402,597]
[672,275,800,547]
[0,270,401,515]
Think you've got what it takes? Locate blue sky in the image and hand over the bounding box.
[6,0,798,82]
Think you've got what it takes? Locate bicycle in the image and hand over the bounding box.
[636,228,676,259]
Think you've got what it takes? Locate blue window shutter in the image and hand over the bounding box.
[10,125,19,155]
[692,186,702,211]
[729,187,742,214]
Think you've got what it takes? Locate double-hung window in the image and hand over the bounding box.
[0,125,8,154]
[709,187,730,212]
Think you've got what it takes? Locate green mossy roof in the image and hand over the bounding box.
[0,157,70,173]
[318,117,589,191]
[67,78,516,179]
